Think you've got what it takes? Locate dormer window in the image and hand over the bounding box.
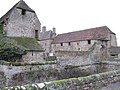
[21,9,26,15]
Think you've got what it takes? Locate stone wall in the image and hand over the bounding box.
[2,70,120,90]
[52,40,97,52]
[0,62,97,88]
[55,51,96,66]
[38,40,53,53]
[96,60,120,73]
[22,51,44,62]
[4,8,41,38]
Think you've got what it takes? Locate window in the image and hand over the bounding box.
[77,43,79,45]
[32,52,33,56]
[21,9,26,15]
[35,30,38,39]
[68,42,71,46]
[78,48,81,51]
[61,43,63,46]
[88,40,91,44]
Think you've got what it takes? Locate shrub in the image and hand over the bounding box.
[45,56,57,61]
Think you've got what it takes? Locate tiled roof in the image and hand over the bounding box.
[0,0,35,23]
[108,47,120,54]
[52,26,115,44]
[39,30,53,41]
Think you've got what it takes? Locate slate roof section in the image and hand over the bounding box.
[16,0,35,12]
[0,0,35,23]
[108,47,120,54]
[52,26,115,44]
[39,30,53,41]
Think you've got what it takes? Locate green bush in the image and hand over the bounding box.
[45,56,57,61]
[0,36,27,62]
[0,61,57,66]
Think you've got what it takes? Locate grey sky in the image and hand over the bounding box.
[0,0,120,45]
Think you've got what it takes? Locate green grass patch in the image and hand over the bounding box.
[0,61,57,66]
[11,37,44,51]
[45,56,57,61]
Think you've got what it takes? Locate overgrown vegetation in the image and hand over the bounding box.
[0,24,3,34]
[0,61,57,66]
[0,26,44,61]
[0,35,27,62]
[45,56,57,61]
[11,37,43,51]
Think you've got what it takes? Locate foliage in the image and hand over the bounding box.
[11,37,44,51]
[0,24,3,34]
[0,36,27,61]
[0,61,57,66]
[0,35,44,62]
[88,42,96,52]
[45,56,57,61]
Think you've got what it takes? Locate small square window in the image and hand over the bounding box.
[21,9,26,15]
[61,43,63,46]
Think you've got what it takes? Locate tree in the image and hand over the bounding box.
[0,36,27,62]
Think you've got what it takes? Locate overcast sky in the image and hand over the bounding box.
[0,0,120,45]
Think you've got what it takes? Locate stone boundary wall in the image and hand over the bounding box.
[55,51,89,57]
[96,60,120,73]
[2,70,120,90]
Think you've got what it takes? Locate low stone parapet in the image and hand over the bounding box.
[2,70,120,90]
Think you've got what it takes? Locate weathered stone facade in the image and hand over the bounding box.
[51,26,117,54]
[0,0,43,62]
[22,51,44,62]
[0,0,41,39]
[38,27,56,54]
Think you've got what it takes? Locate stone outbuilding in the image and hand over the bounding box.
[51,26,117,57]
[0,0,41,39]
[0,0,44,62]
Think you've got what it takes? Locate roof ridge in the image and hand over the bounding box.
[0,0,35,23]
[58,26,108,35]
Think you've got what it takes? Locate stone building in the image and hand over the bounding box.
[38,26,56,55]
[0,0,41,39]
[51,26,117,57]
[0,0,43,62]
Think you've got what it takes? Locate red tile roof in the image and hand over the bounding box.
[52,26,115,44]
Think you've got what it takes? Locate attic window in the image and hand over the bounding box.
[35,30,38,39]
[88,40,91,44]
[21,9,26,15]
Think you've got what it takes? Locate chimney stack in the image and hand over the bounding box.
[52,27,56,38]
[42,26,46,32]
[52,27,56,33]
